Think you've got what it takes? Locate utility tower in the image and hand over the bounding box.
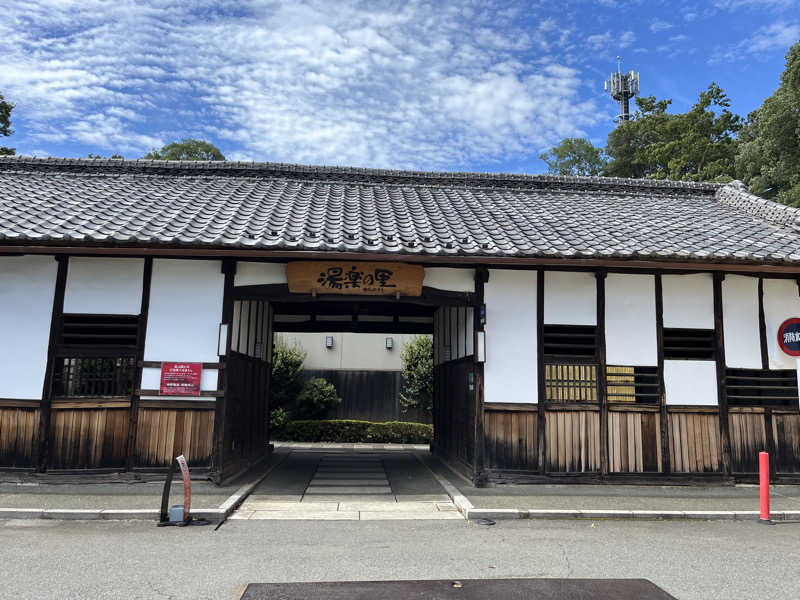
[604,57,640,122]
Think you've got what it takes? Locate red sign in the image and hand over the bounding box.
[778,318,800,357]
[160,362,202,396]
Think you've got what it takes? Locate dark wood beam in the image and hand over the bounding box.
[233,284,475,306]
[536,268,547,475]
[125,257,152,470]
[213,259,236,484]
[273,321,432,334]
[655,274,670,475]
[596,270,608,477]
[472,265,488,486]
[713,272,732,477]
[36,255,68,472]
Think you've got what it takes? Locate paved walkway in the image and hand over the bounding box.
[232,449,461,520]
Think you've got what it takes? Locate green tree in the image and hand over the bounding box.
[539,137,608,176]
[735,42,800,207]
[88,153,124,159]
[0,92,15,156]
[296,378,341,420]
[399,335,433,415]
[269,338,307,412]
[604,84,741,182]
[143,138,225,161]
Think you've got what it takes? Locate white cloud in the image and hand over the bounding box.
[586,30,635,51]
[0,0,601,169]
[649,20,673,33]
[710,21,800,62]
[715,0,796,8]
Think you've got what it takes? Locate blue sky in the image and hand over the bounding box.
[1,0,797,173]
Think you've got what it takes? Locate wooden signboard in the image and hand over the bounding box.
[287,261,424,296]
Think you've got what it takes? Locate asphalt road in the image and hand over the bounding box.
[2,517,798,599]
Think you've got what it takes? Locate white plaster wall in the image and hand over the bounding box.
[63,257,144,315]
[722,275,762,369]
[422,268,474,292]
[764,278,800,369]
[662,274,714,329]
[664,360,718,406]
[0,256,57,399]
[544,271,596,325]
[278,333,422,370]
[605,274,657,366]
[484,269,537,404]
[234,262,286,287]
[144,259,224,363]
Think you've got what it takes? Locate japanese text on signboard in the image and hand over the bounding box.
[160,362,202,396]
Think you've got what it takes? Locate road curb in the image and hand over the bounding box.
[463,508,800,521]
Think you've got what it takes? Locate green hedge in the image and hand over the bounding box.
[273,419,433,444]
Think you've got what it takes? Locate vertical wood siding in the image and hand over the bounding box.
[0,407,39,468]
[728,409,767,473]
[545,409,601,472]
[48,408,129,469]
[134,408,214,468]
[483,408,537,471]
[773,413,800,474]
[607,410,662,473]
[433,359,475,469]
[668,411,722,473]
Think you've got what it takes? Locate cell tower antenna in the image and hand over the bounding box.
[604,57,640,122]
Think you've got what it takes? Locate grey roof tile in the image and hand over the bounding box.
[0,156,799,265]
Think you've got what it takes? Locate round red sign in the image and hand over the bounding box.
[777,318,800,357]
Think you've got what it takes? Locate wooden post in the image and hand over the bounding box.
[472,266,489,486]
[596,271,608,477]
[655,274,670,474]
[713,272,732,477]
[536,268,547,474]
[36,255,68,472]
[213,259,236,483]
[125,257,153,470]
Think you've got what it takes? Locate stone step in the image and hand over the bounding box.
[304,486,392,495]
[310,479,390,487]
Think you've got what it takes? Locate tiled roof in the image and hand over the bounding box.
[1,156,799,265]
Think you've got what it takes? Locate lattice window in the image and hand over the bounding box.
[543,324,597,359]
[53,357,137,398]
[606,366,660,403]
[544,363,598,402]
[62,314,139,347]
[726,369,799,407]
[663,328,715,360]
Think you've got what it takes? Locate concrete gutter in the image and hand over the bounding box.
[464,508,800,521]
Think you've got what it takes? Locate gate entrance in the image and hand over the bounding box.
[228,277,479,485]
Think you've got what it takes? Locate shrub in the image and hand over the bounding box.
[296,378,341,419]
[270,407,290,434]
[400,335,433,414]
[270,337,307,411]
[274,420,433,444]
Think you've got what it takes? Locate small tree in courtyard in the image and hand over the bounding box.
[400,335,434,415]
[270,337,306,411]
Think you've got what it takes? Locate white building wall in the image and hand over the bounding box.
[423,268,474,292]
[662,274,714,329]
[278,333,423,370]
[0,256,58,399]
[234,262,286,287]
[544,271,596,325]
[764,278,800,370]
[484,269,537,404]
[141,259,224,399]
[664,360,718,406]
[722,275,762,369]
[605,274,657,366]
[63,257,144,315]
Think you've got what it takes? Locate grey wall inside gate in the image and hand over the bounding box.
[293,369,431,424]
